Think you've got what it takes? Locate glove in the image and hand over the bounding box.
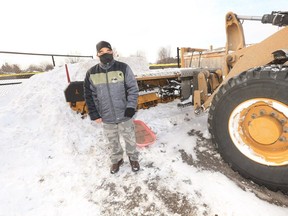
[124,108,135,118]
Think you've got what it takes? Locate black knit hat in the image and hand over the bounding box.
[96,41,112,52]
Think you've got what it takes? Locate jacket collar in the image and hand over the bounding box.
[99,59,116,70]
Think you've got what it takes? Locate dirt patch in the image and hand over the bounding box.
[181,129,288,207]
[145,176,199,215]
[88,176,200,216]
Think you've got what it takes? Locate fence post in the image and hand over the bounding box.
[65,64,71,83]
[52,56,55,66]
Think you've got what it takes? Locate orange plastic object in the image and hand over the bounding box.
[134,120,156,147]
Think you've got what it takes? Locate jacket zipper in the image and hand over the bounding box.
[105,67,117,122]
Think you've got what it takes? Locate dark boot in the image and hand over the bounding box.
[129,157,140,172]
[110,159,124,174]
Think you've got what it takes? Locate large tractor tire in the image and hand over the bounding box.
[208,65,288,193]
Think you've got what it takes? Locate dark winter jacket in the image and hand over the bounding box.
[83,60,139,124]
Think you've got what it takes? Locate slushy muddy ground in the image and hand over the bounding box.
[87,128,288,216]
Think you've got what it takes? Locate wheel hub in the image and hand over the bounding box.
[229,99,288,165]
[248,115,282,145]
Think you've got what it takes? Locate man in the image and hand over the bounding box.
[83,41,140,174]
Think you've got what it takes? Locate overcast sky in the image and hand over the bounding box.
[0,0,287,67]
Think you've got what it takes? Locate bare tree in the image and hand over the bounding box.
[25,63,54,72]
[43,64,54,71]
[157,46,177,64]
[129,50,146,58]
[0,63,22,73]
[112,47,119,57]
[136,50,146,58]
[158,46,170,63]
[65,51,83,64]
[25,64,44,72]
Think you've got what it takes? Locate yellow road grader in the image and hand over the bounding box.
[65,11,288,193]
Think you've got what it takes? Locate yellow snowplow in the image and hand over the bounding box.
[64,11,288,193]
[64,72,181,114]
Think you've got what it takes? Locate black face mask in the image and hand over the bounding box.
[99,53,114,64]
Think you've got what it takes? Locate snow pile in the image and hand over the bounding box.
[63,56,179,81]
[0,58,287,216]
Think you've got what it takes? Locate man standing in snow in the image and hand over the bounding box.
[83,41,140,174]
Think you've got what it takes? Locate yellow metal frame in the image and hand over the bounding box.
[202,12,288,110]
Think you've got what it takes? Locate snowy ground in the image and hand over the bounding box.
[0,59,288,216]
[0,79,27,98]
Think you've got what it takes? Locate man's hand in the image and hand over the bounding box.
[124,108,135,118]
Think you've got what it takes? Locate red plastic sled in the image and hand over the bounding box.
[134,120,156,147]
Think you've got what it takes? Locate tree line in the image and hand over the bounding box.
[0,62,54,74]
